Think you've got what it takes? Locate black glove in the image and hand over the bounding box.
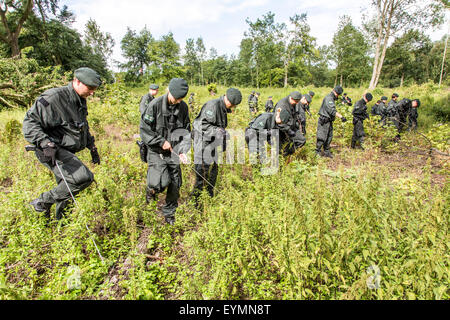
[43,143,57,165]
[341,117,347,123]
[217,128,229,151]
[287,129,296,137]
[90,146,100,165]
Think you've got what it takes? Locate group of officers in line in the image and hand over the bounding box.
[22,67,421,225]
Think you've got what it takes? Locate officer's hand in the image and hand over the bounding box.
[90,146,100,165]
[162,141,173,152]
[341,117,347,123]
[43,143,57,166]
[287,129,296,137]
[217,127,228,139]
[178,153,188,164]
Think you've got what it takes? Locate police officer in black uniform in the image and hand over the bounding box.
[23,67,102,220]
[140,78,191,225]
[191,88,242,202]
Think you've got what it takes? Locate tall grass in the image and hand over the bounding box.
[0,82,448,300]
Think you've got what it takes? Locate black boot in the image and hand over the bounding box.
[351,140,356,149]
[55,199,72,220]
[164,215,175,226]
[30,198,52,213]
[146,188,157,204]
[323,150,333,158]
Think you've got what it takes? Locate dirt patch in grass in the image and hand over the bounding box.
[325,144,448,188]
[102,124,135,143]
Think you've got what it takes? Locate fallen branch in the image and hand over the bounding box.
[0,95,17,109]
[431,148,450,157]
[0,83,15,90]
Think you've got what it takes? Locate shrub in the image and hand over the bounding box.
[0,55,68,110]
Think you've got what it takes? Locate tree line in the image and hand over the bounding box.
[0,0,448,89]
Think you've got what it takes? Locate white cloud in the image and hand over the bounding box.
[60,0,448,69]
[62,0,268,66]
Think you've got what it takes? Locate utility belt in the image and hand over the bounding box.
[318,116,331,126]
[137,141,177,163]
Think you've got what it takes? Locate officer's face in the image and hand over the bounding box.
[289,97,300,106]
[168,92,183,105]
[224,96,235,109]
[301,97,308,105]
[412,100,418,107]
[149,89,159,96]
[74,79,97,98]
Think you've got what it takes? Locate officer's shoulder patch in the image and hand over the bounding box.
[39,97,50,107]
[205,109,214,118]
[328,100,334,105]
[144,114,154,123]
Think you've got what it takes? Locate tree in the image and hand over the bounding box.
[381,29,433,87]
[195,37,206,85]
[120,26,154,81]
[428,36,450,84]
[152,32,183,82]
[309,45,335,87]
[84,18,115,68]
[0,0,34,57]
[243,12,284,88]
[364,0,445,89]
[331,16,371,87]
[238,37,254,86]
[183,38,198,85]
[280,13,316,87]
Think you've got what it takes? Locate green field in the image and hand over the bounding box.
[0,83,448,300]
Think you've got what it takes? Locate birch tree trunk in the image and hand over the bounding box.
[369,0,392,90]
[439,21,449,87]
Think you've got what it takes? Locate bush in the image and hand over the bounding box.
[0,54,68,110]
[207,83,217,95]
[3,119,21,143]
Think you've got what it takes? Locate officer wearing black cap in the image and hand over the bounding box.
[140,78,191,225]
[351,92,372,150]
[245,111,275,162]
[396,97,416,133]
[265,96,274,112]
[191,88,242,203]
[386,93,400,126]
[23,67,102,220]
[408,99,420,131]
[272,91,306,157]
[248,91,255,112]
[378,96,388,124]
[309,91,315,99]
[139,84,159,115]
[341,93,352,106]
[371,100,381,116]
[315,85,347,158]
[295,94,312,135]
[249,92,260,114]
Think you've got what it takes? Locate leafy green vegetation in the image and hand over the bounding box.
[0,83,448,300]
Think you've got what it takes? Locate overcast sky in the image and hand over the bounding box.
[60,0,448,68]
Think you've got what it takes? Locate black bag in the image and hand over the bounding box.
[136,140,148,163]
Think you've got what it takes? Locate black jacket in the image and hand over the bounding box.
[23,82,95,153]
[140,93,191,155]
